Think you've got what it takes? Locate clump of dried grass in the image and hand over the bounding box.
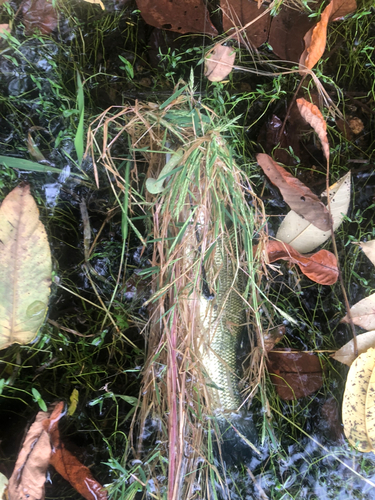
[87,83,267,499]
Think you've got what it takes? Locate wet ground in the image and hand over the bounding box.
[0,0,375,498]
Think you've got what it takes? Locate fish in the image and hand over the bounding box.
[199,229,246,412]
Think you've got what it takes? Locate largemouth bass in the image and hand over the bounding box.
[199,230,246,412]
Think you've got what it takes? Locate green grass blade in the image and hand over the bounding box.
[0,156,62,174]
[74,71,85,165]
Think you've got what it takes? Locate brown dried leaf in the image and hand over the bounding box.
[296,98,330,161]
[45,403,108,500]
[267,348,323,400]
[135,0,217,36]
[204,44,235,82]
[221,0,271,48]
[299,1,333,72]
[8,410,51,500]
[330,0,357,21]
[256,153,332,231]
[266,240,338,285]
[21,0,58,35]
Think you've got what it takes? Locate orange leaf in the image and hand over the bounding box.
[299,1,333,72]
[257,153,332,231]
[266,240,338,285]
[296,98,330,161]
[45,402,108,500]
[267,348,323,400]
[8,410,52,500]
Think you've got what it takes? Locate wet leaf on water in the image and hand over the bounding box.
[221,0,271,48]
[321,397,345,443]
[296,98,330,161]
[267,349,323,400]
[332,330,375,366]
[342,348,375,452]
[45,402,108,500]
[257,153,332,231]
[266,240,338,285]
[276,172,351,253]
[358,240,375,267]
[135,0,217,36]
[22,0,58,35]
[0,184,52,350]
[299,1,333,73]
[204,44,235,82]
[8,410,52,500]
[342,292,375,331]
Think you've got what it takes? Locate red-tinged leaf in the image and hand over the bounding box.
[266,240,339,285]
[135,0,217,36]
[267,348,323,400]
[8,410,51,500]
[299,1,333,72]
[44,402,108,500]
[296,98,330,161]
[21,0,58,35]
[256,153,332,231]
[221,0,271,48]
[330,0,357,21]
[204,44,235,82]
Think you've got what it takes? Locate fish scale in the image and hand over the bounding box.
[199,230,246,411]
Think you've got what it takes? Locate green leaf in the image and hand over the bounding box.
[0,155,62,174]
[0,185,52,349]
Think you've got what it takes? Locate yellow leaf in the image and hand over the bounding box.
[82,0,105,9]
[68,388,79,416]
[0,184,52,349]
[342,348,375,452]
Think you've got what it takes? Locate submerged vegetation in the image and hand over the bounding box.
[0,0,374,499]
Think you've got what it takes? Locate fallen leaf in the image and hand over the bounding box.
[204,44,236,82]
[135,0,217,36]
[276,171,351,253]
[299,1,333,73]
[348,116,364,135]
[22,0,58,35]
[45,402,108,500]
[257,153,332,231]
[342,292,375,331]
[8,410,52,500]
[263,325,286,352]
[330,0,357,21]
[0,24,10,34]
[0,184,52,350]
[266,240,338,285]
[267,348,323,400]
[296,98,330,161]
[221,0,271,48]
[268,6,315,63]
[0,473,8,498]
[359,240,375,266]
[332,330,375,366]
[342,348,375,452]
[321,397,345,443]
